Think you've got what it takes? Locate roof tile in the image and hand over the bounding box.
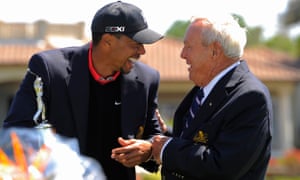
[1,38,300,82]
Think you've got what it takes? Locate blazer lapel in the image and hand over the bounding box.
[66,46,90,151]
[179,86,227,138]
[120,68,145,139]
[182,62,247,138]
[173,87,198,137]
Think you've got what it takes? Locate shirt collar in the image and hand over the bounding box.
[88,43,120,85]
[202,61,241,102]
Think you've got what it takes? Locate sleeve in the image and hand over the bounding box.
[142,69,162,139]
[3,53,50,128]
[139,67,162,172]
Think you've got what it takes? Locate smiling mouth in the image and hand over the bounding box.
[187,64,192,71]
[128,57,138,62]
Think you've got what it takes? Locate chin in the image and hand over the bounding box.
[189,74,193,81]
[121,68,131,74]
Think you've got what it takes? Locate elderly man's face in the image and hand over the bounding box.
[180,22,215,87]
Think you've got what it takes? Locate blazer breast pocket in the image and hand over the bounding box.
[192,122,216,144]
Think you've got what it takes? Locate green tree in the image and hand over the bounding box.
[264,34,297,56]
[295,35,300,56]
[280,0,300,26]
[231,14,264,47]
[246,26,264,47]
[278,0,300,57]
[232,13,247,28]
[165,20,190,39]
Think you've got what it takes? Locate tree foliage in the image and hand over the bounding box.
[264,34,298,56]
[246,27,264,47]
[294,36,300,56]
[280,0,300,26]
[232,13,247,28]
[165,20,190,40]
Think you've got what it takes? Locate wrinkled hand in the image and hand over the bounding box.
[151,135,171,164]
[111,137,152,167]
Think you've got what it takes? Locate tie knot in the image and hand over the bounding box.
[196,88,204,100]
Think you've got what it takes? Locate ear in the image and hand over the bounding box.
[212,49,216,56]
[211,42,221,57]
[101,34,113,47]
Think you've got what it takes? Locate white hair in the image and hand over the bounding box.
[191,14,247,59]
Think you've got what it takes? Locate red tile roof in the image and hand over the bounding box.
[0,44,46,65]
[1,38,300,82]
[141,38,189,81]
[243,47,300,81]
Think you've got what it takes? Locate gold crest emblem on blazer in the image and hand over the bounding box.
[136,126,144,139]
[193,130,208,144]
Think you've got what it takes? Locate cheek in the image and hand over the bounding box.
[191,54,206,71]
[190,58,211,78]
[189,60,202,80]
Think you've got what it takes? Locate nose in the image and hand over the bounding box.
[137,44,146,55]
[180,48,186,60]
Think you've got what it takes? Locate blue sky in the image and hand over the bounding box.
[1,0,297,39]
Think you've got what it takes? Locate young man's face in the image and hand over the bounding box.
[110,34,146,74]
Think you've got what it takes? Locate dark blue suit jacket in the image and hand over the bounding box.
[4,43,161,176]
[162,61,273,180]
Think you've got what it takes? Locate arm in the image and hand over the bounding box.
[3,54,50,128]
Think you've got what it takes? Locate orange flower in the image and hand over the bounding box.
[0,148,14,166]
[285,149,300,163]
[268,157,278,167]
[11,132,28,172]
[0,131,52,180]
[31,144,51,173]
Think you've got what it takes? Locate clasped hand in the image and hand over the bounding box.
[111,137,152,167]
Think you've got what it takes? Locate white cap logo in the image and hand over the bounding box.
[105,26,126,32]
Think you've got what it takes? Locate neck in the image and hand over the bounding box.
[91,45,116,78]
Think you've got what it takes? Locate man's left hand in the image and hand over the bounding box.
[111,137,152,167]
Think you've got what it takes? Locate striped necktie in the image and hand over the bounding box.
[185,87,204,128]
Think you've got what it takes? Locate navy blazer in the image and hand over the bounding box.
[4,43,161,174]
[162,61,273,180]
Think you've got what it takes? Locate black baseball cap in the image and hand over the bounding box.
[91,1,163,44]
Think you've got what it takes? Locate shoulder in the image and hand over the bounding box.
[28,43,89,78]
[229,61,272,107]
[29,43,88,68]
[134,61,160,81]
[31,43,89,62]
[124,61,160,86]
[134,61,159,76]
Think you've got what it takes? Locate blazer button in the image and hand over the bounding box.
[171,172,185,179]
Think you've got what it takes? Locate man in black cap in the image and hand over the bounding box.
[3,1,163,179]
